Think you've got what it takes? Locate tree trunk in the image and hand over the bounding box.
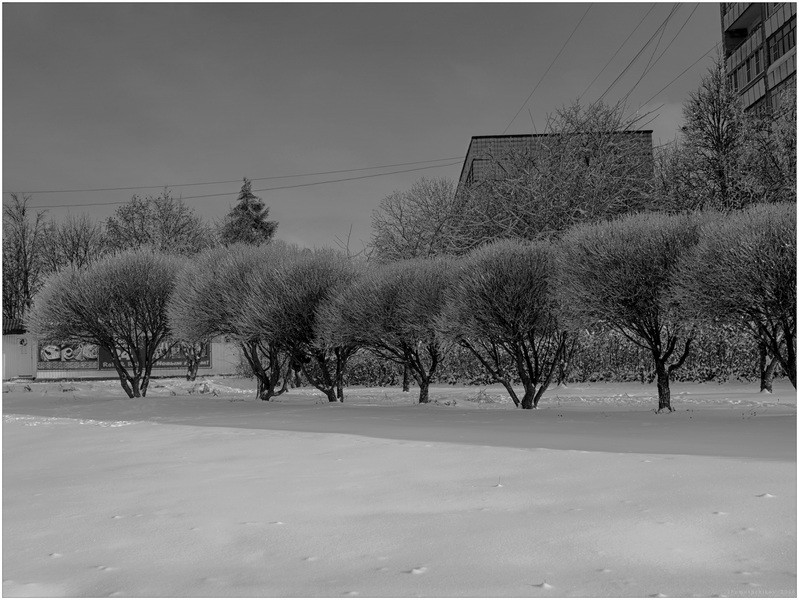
[257,377,274,401]
[520,385,537,410]
[654,359,672,412]
[186,358,199,382]
[759,343,778,393]
[418,378,430,404]
[402,363,410,392]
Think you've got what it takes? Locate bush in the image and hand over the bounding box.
[673,202,796,388]
[445,239,567,408]
[27,249,181,397]
[557,211,704,411]
[326,257,454,403]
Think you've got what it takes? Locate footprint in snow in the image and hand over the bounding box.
[409,567,428,575]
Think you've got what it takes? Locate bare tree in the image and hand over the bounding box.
[27,250,181,398]
[238,248,361,402]
[454,101,655,252]
[168,243,293,400]
[737,81,797,206]
[445,239,568,409]
[106,189,213,255]
[675,53,747,211]
[219,178,278,246]
[325,257,454,404]
[673,202,796,389]
[557,212,704,412]
[370,177,460,261]
[41,213,107,274]
[2,193,49,322]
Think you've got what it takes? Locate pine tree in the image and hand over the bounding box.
[219,178,278,246]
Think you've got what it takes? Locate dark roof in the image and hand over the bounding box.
[3,318,26,335]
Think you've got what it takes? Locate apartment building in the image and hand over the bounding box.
[722,2,796,112]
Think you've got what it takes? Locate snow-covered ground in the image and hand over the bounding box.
[3,378,796,597]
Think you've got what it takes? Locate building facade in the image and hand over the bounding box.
[722,2,796,112]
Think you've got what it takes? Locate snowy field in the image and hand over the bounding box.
[3,378,796,597]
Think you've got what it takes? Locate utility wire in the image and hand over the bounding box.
[638,42,719,107]
[23,160,463,210]
[502,3,593,134]
[577,3,657,101]
[622,3,699,103]
[626,3,680,98]
[3,155,465,196]
[596,3,683,103]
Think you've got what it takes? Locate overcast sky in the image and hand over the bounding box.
[3,2,721,251]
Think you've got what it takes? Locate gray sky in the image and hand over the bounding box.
[3,2,721,250]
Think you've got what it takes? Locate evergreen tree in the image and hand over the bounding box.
[219,178,278,246]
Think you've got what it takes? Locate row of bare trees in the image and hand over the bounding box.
[25,201,796,411]
[3,178,277,324]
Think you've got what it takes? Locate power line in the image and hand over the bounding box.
[22,160,463,210]
[626,4,680,97]
[622,3,700,103]
[502,3,593,134]
[3,155,465,196]
[638,42,719,107]
[596,3,682,103]
[578,3,657,101]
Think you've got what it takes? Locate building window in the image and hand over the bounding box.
[768,18,797,63]
[766,3,783,18]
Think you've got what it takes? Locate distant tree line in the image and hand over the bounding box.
[12,57,797,411]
